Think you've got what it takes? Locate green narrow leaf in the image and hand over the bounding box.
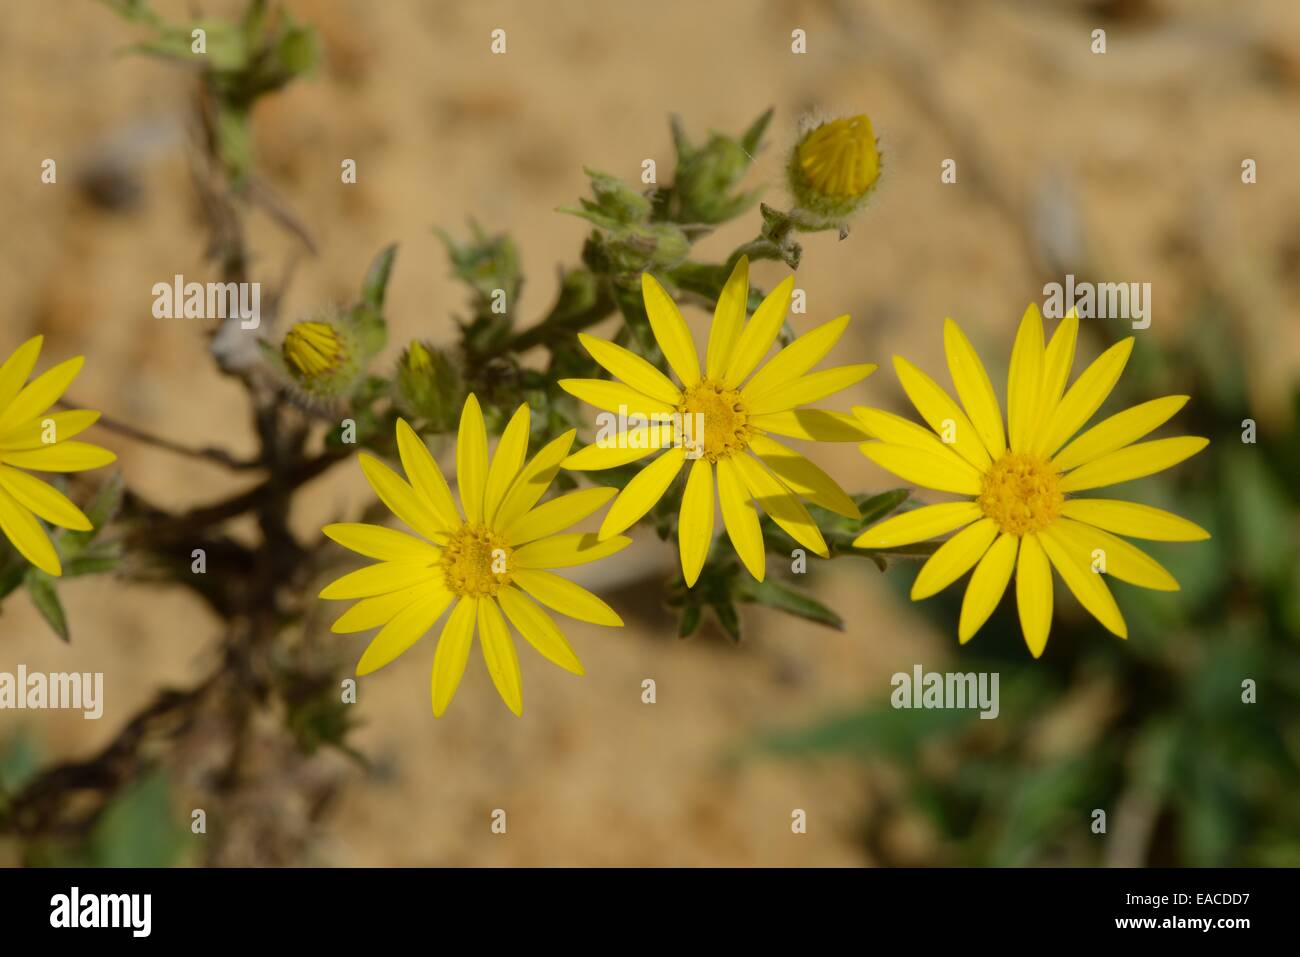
[711,600,741,642]
[678,603,701,638]
[740,107,774,156]
[855,489,910,527]
[89,770,187,867]
[361,243,399,311]
[62,542,124,578]
[63,471,124,551]
[737,577,843,630]
[25,570,69,642]
[0,728,40,794]
[0,559,24,600]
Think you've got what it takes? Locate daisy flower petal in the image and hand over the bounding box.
[493,430,576,533]
[431,598,477,716]
[558,378,677,416]
[0,465,92,531]
[705,257,750,379]
[747,363,877,416]
[358,586,455,676]
[322,522,439,562]
[456,394,490,523]
[358,453,445,540]
[733,452,827,557]
[0,337,44,409]
[1033,312,1079,430]
[959,532,1018,643]
[678,458,715,586]
[1059,436,1208,491]
[513,532,631,569]
[1052,395,1188,472]
[853,501,982,549]
[512,568,623,626]
[1006,304,1045,451]
[1052,518,1179,591]
[579,334,682,407]
[0,482,60,575]
[860,442,983,496]
[749,409,869,442]
[1016,534,1053,657]
[331,584,428,634]
[641,273,701,387]
[484,404,530,522]
[0,356,84,434]
[0,409,100,450]
[1040,525,1128,638]
[503,486,617,545]
[497,585,584,675]
[1035,337,1134,457]
[742,314,851,400]
[911,518,998,600]
[1,442,115,472]
[749,434,858,519]
[942,318,1006,457]
[723,276,795,387]
[598,448,687,539]
[395,419,461,529]
[893,356,990,469]
[717,456,765,581]
[562,423,677,471]
[478,598,523,716]
[1058,498,1209,541]
[319,561,438,600]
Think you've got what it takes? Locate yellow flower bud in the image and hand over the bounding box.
[276,316,363,406]
[788,114,882,229]
[283,320,348,378]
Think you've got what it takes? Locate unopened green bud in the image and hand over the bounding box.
[675,135,759,224]
[585,168,652,223]
[602,222,690,274]
[395,340,462,428]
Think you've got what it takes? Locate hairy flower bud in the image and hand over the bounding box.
[787,114,882,230]
[280,316,362,401]
[394,339,462,429]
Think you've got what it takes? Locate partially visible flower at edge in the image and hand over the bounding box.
[319,396,628,717]
[559,255,874,587]
[0,336,117,576]
[853,306,1209,657]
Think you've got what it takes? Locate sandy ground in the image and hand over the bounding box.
[1,0,1297,865]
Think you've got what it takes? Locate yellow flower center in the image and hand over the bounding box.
[679,378,750,462]
[439,523,513,597]
[978,452,1064,537]
[797,114,881,199]
[284,321,347,378]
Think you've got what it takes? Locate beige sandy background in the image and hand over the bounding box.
[1,0,1297,865]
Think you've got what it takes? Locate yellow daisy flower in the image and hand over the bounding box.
[319,396,628,717]
[853,306,1209,656]
[560,257,875,586]
[0,336,116,576]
